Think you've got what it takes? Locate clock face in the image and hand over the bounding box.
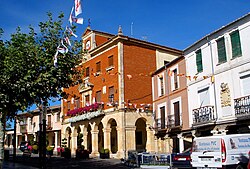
[86,40,90,50]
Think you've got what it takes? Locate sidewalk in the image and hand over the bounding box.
[3,161,39,169]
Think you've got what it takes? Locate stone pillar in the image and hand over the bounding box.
[177,133,184,153]
[25,134,28,141]
[16,135,19,148]
[154,136,158,153]
[80,125,87,149]
[33,134,36,142]
[146,125,154,153]
[103,127,111,151]
[125,126,136,154]
[54,131,58,149]
[91,129,99,156]
[116,127,124,158]
[71,132,78,157]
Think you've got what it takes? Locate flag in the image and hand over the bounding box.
[127,74,132,79]
[69,6,74,25]
[75,0,82,16]
[66,26,78,38]
[72,17,84,24]
[168,69,173,76]
[186,76,191,81]
[57,40,68,54]
[53,50,59,67]
[64,37,71,46]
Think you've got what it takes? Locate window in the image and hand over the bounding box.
[108,55,114,67]
[67,101,70,111]
[57,113,60,122]
[198,87,210,107]
[96,90,101,103]
[75,99,80,109]
[217,37,227,63]
[240,74,250,96]
[85,95,90,105]
[159,77,164,96]
[85,67,89,77]
[230,30,242,58]
[160,106,165,129]
[196,49,203,73]
[96,61,101,72]
[173,69,178,89]
[108,86,114,102]
[173,101,180,126]
[47,115,51,128]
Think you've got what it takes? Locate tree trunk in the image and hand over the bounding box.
[0,113,6,169]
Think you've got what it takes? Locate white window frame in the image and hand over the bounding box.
[170,65,179,91]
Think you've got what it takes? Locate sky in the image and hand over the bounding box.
[1,0,250,112]
[1,0,250,51]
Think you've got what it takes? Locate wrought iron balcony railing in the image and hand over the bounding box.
[234,95,250,118]
[156,118,166,130]
[192,105,215,125]
[167,114,181,128]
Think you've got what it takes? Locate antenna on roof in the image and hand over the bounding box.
[131,22,133,37]
[88,18,91,27]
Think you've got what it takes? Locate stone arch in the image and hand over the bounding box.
[98,122,104,152]
[108,118,118,154]
[65,127,72,149]
[87,124,92,152]
[135,118,147,152]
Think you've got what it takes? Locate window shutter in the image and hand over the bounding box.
[230,30,242,58]
[174,101,180,126]
[96,91,101,103]
[160,106,165,129]
[196,49,203,73]
[217,37,227,63]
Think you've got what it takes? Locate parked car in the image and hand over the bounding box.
[19,141,29,152]
[191,134,250,169]
[248,151,250,169]
[169,148,192,168]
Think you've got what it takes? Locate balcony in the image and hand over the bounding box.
[192,106,215,126]
[167,114,181,128]
[234,95,250,119]
[156,118,166,130]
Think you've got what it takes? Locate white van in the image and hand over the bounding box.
[191,134,250,169]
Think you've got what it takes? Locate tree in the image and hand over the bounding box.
[0,12,82,168]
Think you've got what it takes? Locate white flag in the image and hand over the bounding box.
[64,37,71,46]
[72,17,84,24]
[69,6,74,25]
[53,50,59,67]
[57,40,68,54]
[74,0,82,17]
[66,26,78,38]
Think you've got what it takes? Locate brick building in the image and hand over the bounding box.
[61,26,182,158]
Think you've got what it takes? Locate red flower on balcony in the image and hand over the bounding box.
[67,103,101,117]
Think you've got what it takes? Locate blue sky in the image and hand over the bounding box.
[1,0,250,113]
[1,0,250,50]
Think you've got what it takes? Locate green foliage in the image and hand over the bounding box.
[100,148,109,154]
[32,145,38,150]
[0,12,82,119]
[46,146,54,152]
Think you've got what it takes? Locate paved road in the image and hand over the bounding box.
[3,156,133,169]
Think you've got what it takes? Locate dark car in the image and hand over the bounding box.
[19,141,29,152]
[169,148,192,169]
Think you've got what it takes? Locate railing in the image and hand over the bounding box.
[155,118,166,130]
[167,114,180,128]
[234,95,250,118]
[192,106,215,125]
